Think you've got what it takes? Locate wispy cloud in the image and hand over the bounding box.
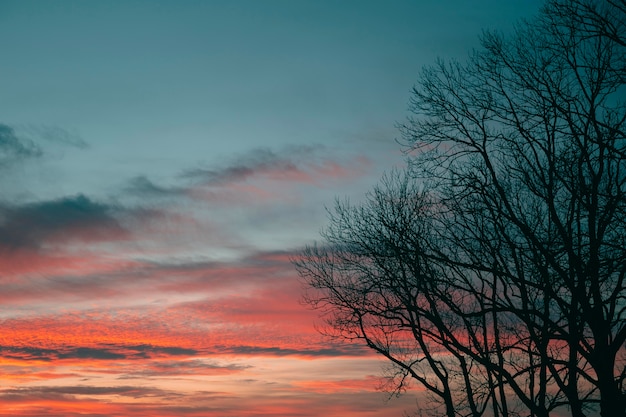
[118,359,250,378]
[125,176,188,198]
[181,148,301,185]
[20,124,89,149]
[0,123,89,171]
[180,146,371,187]
[0,123,42,164]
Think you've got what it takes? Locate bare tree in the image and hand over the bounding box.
[293,1,626,416]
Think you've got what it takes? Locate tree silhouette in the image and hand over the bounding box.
[293,1,626,416]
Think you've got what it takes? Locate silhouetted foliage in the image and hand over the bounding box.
[293,1,626,416]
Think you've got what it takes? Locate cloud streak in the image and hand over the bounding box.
[181,146,371,188]
[125,176,188,198]
[0,123,42,164]
[22,124,89,149]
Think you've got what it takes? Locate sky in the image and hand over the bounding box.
[0,1,543,416]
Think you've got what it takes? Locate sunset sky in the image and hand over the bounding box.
[0,1,543,416]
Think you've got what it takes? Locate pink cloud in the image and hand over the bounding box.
[292,375,383,393]
[182,151,374,205]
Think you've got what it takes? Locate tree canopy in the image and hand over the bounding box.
[294,1,626,416]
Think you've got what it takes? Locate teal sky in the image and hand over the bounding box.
[0,2,545,416]
[1,0,541,194]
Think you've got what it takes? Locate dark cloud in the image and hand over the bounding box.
[58,347,127,360]
[0,346,57,362]
[0,344,198,362]
[0,346,125,361]
[123,344,198,357]
[0,194,127,250]
[0,385,169,400]
[215,344,368,357]
[0,341,365,363]
[0,123,42,163]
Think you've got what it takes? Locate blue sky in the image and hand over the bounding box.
[1,0,541,193]
[0,1,544,416]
